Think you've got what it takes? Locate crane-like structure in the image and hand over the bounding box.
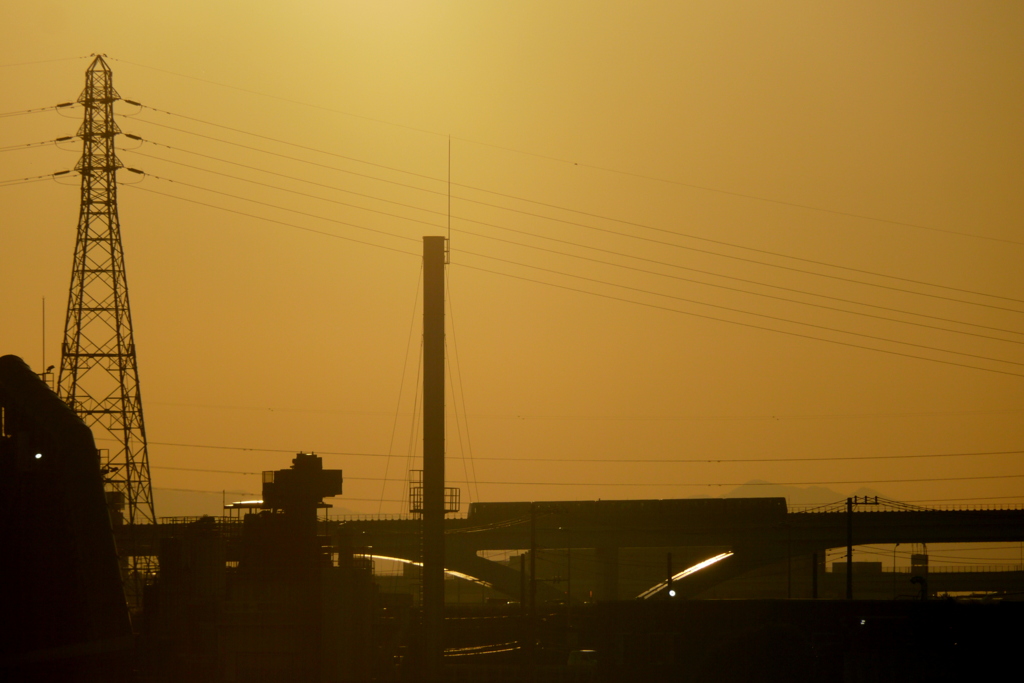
[58,55,156,610]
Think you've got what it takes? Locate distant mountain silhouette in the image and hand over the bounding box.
[722,479,884,506]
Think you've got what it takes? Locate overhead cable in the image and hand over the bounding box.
[450,253,1024,370]
[123,170,1024,374]
[452,261,1024,378]
[136,439,1024,464]
[123,183,420,257]
[112,78,1019,246]
[121,141,1024,341]
[119,110,1023,307]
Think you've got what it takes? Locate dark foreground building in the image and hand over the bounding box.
[144,452,377,682]
[585,598,1021,683]
[0,354,134,682]
[5,352,1021,682]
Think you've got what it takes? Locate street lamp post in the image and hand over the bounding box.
[892,543,900,599]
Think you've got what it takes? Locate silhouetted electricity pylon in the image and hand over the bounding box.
[58,55,156,609]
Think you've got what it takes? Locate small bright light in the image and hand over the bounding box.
[34,453,42,460]
[860,619,866,625]
[668,589,676,597]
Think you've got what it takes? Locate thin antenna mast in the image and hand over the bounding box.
[448,137,451,238]
[446,136,451,262]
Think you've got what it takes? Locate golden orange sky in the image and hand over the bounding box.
[1,2,1021,522]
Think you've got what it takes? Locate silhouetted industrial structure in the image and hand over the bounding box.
[57,55,157,608]
[144,452,377,682]
[6,348,1023,681]
[421,234,461,678]
[0,355,133,682]
[6,56,1024,683]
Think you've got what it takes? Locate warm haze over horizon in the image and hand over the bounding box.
[1,1,1021,548]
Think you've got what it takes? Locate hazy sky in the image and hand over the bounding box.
[1,2,1021,524]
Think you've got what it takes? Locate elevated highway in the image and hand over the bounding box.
[143,497,1024,601]
[338,498,1024,599]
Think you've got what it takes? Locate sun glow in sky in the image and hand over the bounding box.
[1,3,1021,529]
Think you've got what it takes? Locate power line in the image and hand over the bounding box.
[453,261,1024,378]
[452,188,1024,308]
[125,169,1024,375]
[453,473,1024,487]
[155,466,260,475]
[119,115,442,196]
[453,136,1024,248]
[151,488,1023,507]
[108,56,445,139]
[861,543,1024,555]
[434,449,1024,465]
[1,141,49,152]
[114,131,1024,376]
[142,439,389,457]
[452,247,1024,366]
[154,487,255,495]
[123,183,421,258]
[157,469,1024,487]
[125,136,446,223]
[460,408,1024,422]
[0,136,77,152]
[121,107,1024,309]
[904,495,1024,504]
[0,56,89,68]
[138,437,1022,464]
[0,171,73,187]
[124,140,1023,342]
[451,223,1024,345]
[139,399,1022,420]
[126,147,445,230]
[134,103,443,186]
[141,171,423,245]
[855,546,1023,565]
[106,67,1020,247]
[0,103,76,118]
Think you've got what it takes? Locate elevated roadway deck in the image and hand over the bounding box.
[141,498,1024,600]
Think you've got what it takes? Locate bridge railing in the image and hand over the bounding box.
[827,564,1024,574]
[157,515,243,525]
[330,512,471,522]
[890,564,1024,574]
[331,512,419,522]
[788,502,1024,514]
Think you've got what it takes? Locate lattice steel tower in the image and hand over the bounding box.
[58,55,156,598]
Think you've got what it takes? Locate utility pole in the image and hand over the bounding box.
[812,552,818,599]
[565,526,571,629]
[421,235,446,678]
[846,498,854,599]
[58,55,156,613]
[529,501,537,679]
[666,552,673,599]
[530,502,537,619]
[846,496,880,599]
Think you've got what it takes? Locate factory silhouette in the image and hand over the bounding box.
[2,55,1022,683]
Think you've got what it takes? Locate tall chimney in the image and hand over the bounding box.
[421,236,446,675]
